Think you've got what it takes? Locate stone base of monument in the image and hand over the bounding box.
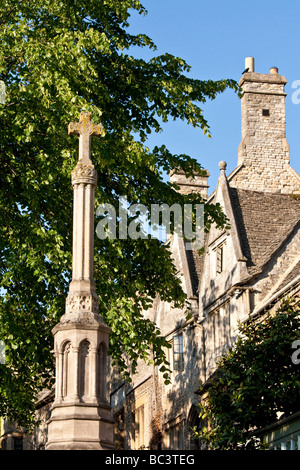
[45,308,115,450]
[46,401,114,450]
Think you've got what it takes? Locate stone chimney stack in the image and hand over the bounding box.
[238,60,289,168]
[229,58,300,194]
[169,168,210,198]
[245,56,255,72]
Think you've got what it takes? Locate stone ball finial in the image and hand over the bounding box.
[219,161,227,171]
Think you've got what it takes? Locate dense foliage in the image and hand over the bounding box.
[0,0,238,426]
[194,299,300,449]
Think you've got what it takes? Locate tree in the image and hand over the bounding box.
[0,0,238,427]
[193,298,300,450]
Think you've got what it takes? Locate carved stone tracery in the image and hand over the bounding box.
[72,161,97,186]
[65,293,99,315]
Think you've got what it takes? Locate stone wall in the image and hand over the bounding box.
[169,169,210,198]
[251,226,300,307]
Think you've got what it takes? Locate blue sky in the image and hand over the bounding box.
[127,0,300,194]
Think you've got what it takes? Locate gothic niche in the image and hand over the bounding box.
[61,341,72,399]
[78,340,91,401]
[97,342,107,403]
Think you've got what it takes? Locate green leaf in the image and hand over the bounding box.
[0,0,238,428]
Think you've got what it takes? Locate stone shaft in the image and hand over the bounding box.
[70,160,97,296]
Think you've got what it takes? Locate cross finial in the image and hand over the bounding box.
[68,111,103,163]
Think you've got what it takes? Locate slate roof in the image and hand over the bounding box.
[230,189,300,277]
[185,189,300,294]
[185,246,204,297]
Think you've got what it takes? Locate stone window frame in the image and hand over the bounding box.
[165,332,185,374]
[173,333,184,371]
[131,394,147,450]
[164,415,185,450]
[271,434,300,450]
[212,237,227,276]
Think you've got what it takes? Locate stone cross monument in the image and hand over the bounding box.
[46,112,115,450]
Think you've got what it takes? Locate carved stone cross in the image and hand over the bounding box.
[46,111,114,452]
[68,111,103,163]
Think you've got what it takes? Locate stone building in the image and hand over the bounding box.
[109,58,300,450]
[1,58,299,450]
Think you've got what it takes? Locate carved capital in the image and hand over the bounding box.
[65,292,99,316]
[71,161,97,186]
